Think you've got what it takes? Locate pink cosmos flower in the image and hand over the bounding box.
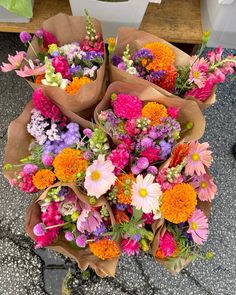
[76,204,102,233]
[121,238,140,256]
[159,231,176,257]
[84,155,116,198]
[1,51,25,72]
[189,56,209,88]
[185,78,215,101]
[185,141,212,176]
[131,174,162,214]
[187,209,208,245]
[15,60,45,77]
[190,173,217,202]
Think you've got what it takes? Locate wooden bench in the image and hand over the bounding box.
[0,0,202,53]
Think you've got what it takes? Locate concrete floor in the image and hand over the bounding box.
[0,33,236,295]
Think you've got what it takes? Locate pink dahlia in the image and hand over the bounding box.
[42,29,58,48]
[190,173,217,202]
[189,56,209,88]
[52,56,71,80]
[185,78,215,101]
[121,238,140,256]
[185,141,212,176]
[187,209,208,245]
[141,146,160,163]
[113,94,142,120]
[107,144,129,175]
[159,231,176,257]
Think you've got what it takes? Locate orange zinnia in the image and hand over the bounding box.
[89,239,120,260]
[142,102,168,126]
[160,183,197,224]
[65,77,91,95]
[53,148,87,182]
[32,169,56,189]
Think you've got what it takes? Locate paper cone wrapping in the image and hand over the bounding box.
[109,27,216,110]
[3,88,94,181]
[25,13,107,114]
[94,81,205,143]
[150,200,211,274]
[25,182,119,277]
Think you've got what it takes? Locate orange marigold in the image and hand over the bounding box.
[53,148,87,182]
[142,102,168,126]
[32,169,56,189]
[89,239,120,260]
[169,143,190,168]
[35,74,44,85]
[144,42,175,72]
[115,173,135,204]
[65,77,92,95]
[160,183,197,223]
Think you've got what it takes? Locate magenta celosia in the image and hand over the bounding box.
[125,119,139,136]
[113,94,142,120]
[42,29,58,48]
[18,171,38,193]
[142,212,154,225]
[121,238,140,256]
[107,144,129,175]
[141,146,160,163]
[159,231,175,257]
[52,56,71,80]
[32,88,67,124]
[167,107,179,119]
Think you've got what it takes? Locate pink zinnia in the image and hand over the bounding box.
[107,144,129,175]
[113,94,142,120]
[159,231,175,257]
[121,238,140,256]
[141,146,160,163]
[1,51,25,72]
[185,141,212,176]
[189,56,209,88]
[52,56,71,80]
[187,209,208,245]
[190,173,217,202]
[42,29,58,48]
[185,78,214,101]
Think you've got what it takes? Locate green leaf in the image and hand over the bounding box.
[132,207,143,221]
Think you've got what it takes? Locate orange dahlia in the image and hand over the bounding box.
[142,102,168,126]
[32,169,56,189]
[65,77,92,95]
[160,183,197,223]
[144,42,175,72]
[169,143,190,168]
[53,148,87,182]
[115,173,135,205]
[89,239,120,260]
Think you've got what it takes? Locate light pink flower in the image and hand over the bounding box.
[189,56,209,88]
[185,141,212,176]
[190,173,217,202]
[131,174,162,214]
[187,209,208,245]
[76,204,102,233]
[1,51,25,72]
[84,155,116,198]
[15,60,45,77]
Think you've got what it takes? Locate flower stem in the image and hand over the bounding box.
[46,221,70,230]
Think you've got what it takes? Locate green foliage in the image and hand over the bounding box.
[175,65,191,96]
[30,144,44,168]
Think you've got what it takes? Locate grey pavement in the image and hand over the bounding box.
[0,32,236,295]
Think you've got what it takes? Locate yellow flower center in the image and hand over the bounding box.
[200,181,208,188]
[139,188,148,198]
[91,170,101,181]
[191,221,198,231]
[193,71,200,79]
[191,153,200,161]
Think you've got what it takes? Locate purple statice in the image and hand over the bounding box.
[159,117,181,144]
[133,65,147,78]
[93,223,107,236]
[159,140,171,160]
[116,203,128,211]
[70,64,82,75]
[27,109,49,145]
[146,70,166,84]
[112,55,123,67]
[58,186,69,197]
[132,49,153,65]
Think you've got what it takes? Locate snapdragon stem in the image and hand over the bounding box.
[46,221,70,230]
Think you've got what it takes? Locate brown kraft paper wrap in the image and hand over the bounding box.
[3,89,95,181]
[150,200,211,274]
[109,27,216,110]
[25,13,107,114]
[25,182,120,277]
[94,81,206,143]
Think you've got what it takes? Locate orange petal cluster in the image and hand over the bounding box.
[115,173,135,204]
[65,76,92,95]
[89,239,120,260]
[32,169,56,189]
[142,102,168,126]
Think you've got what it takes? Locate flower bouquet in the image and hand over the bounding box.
[25,183,120,277]
[1,12,106,114]
[109,27,236,109]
